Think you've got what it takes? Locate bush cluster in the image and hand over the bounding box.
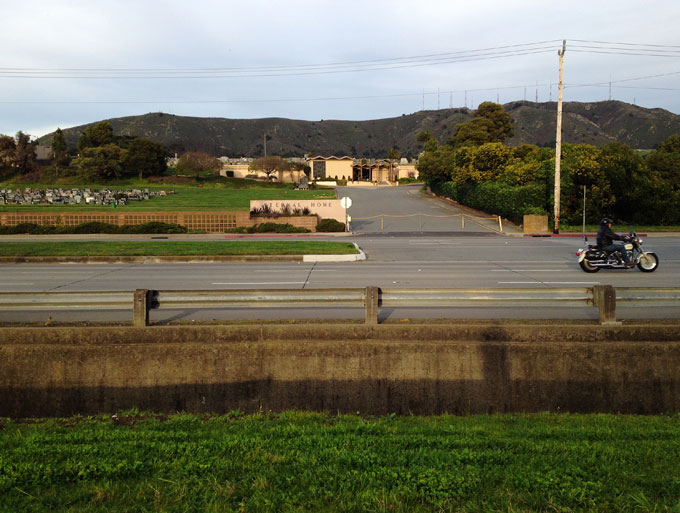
[420,135,680,225]
[0,221,188,235]
[233,223,310,234]
[432,182,546,224]
[398,177,421,185]
[316,218,346,232]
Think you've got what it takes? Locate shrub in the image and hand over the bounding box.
[0,221,188,235]
[122,222,188,234]
[0,223,56,234]
[316,218,346,232]
[398,177,421,184]
[253,222,309,233]
[432,181,547,224]
[232,223,310,234]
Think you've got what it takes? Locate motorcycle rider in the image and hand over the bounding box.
[597,217,635,267]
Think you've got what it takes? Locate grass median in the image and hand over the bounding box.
[1,411,679,512]
[0,240,358,257]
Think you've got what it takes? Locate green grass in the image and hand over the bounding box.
[0,177,335,212]
[0,241,358,257]
[1,411,679,512]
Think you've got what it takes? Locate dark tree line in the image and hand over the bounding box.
[1,121,169,181]
[417,103,680,225]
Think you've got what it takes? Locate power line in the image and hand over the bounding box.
[0,42,562,79]
[0,40,562,74]
[569,39,680,49]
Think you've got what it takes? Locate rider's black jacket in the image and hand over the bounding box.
[597,225,624,249]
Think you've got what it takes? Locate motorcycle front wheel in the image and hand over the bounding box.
[579,259,600,273]
[637,252,659,272]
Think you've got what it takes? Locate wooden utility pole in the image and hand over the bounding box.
[553,40,566,234]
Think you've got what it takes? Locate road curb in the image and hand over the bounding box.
[303,243,366,262]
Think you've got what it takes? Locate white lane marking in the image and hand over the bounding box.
[491,269,566,272]
[212,281,306,285]
[20,271,90,274]
[498,281,600,284]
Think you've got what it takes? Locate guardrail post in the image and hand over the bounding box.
[133,289,153,327]
[593,285,618,325]
[365,286,380,325]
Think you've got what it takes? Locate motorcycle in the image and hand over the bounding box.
[577,232,659,273]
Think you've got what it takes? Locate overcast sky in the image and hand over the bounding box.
[1,0,679,139]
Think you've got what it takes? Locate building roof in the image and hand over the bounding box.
[306,155,353,161]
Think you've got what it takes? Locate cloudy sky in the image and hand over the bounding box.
[1,0,679,138]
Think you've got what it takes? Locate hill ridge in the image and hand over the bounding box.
[37,100,680,157]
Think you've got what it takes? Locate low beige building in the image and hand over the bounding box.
[307,156,354,181]
[219,155,419,184]
[309,156,419,184]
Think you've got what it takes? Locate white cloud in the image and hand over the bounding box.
[1,0,679,136]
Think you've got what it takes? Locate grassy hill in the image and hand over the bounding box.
[37,101,680,158]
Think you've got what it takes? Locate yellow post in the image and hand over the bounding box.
[381,216,384,231]
[498,216,503,232]
[461,215,465,229]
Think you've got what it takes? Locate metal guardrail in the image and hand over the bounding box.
[1,286,678,326]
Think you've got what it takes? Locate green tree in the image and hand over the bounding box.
[467,143,513,183]
[249,155,290,181]
[50,128,70,176]
[122,138,168,179]
[0,135,17,173]
[561,144,613,224]
[387,148,401,161]
[14,131,37,174]
[646,134,680,190]
[417,130,438,152]
[84,121,114,147]
[176,151,221,179]
[450,102,514,147]
[416,145,456,184]
[71,144,126,181]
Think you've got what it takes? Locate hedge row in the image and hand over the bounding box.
[233,223,310,234]
[0,221,188,235]
[432,182,547,224]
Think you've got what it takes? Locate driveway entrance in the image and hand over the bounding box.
[337,185,509,235]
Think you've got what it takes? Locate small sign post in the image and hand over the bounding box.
[340,197,352,231]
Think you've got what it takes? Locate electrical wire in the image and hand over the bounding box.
[0,42,559,79]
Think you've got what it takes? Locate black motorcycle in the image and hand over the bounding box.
[577,232,659,273]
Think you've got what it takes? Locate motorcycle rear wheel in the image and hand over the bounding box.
[637,252,659,272]
[579,259,600,273]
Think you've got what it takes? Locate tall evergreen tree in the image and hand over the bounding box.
[51,128,70,176]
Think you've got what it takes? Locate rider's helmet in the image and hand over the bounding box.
[600,217,612,225]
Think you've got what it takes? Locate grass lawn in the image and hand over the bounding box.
[0,241,358,257]
[0,177,336,212]
[1,411,679,512]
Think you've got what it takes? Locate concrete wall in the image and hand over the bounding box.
[250,199,345,224]
[2,324,679,417]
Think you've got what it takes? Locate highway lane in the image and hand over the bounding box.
[1,234,678,323]
[2,235,678,291]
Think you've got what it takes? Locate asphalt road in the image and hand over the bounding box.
[1,186,679,323]
[340,184,508,234]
